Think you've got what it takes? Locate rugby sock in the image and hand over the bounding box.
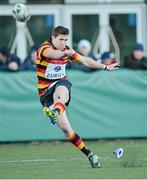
[54,102,65,115]
[68,132,92,156]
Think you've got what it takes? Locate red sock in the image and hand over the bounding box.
[54,102,65,115]
[68,132,92,156]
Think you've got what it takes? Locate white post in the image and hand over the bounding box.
[16,21,27,62]
[99,12,109,54]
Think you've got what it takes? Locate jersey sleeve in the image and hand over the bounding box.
[70,48,81,62]
[37,44,53,59]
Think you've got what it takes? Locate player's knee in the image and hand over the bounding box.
[54,86,69,102]
[54,93,69,104]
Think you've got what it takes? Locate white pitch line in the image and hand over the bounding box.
[0,156,147,165]
[0,157,107,164]
[0,157,86,164]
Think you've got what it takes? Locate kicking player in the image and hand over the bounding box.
[36,26,119,168]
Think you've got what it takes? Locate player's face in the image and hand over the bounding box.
[52,34,68,51]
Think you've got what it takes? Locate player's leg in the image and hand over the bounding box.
[42,81,100,168]
[43,85,68,124]
[57,111,100,168]
[43,80,71,123]
[53,85,69,113]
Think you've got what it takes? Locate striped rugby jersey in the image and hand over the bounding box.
[36,40,81,96]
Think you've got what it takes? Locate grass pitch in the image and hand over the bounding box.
[0,139,147,179]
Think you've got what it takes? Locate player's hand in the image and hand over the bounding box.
[106,63,120,71]
[64,49,75,57]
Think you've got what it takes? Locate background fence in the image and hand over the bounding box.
[0,69,147,142]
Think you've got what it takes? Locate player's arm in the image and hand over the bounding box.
[43,48,75,59]
[78,55,119,71]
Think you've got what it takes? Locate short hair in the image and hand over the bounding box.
[51,26,69,37]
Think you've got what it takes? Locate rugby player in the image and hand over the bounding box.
[36,26,119,168]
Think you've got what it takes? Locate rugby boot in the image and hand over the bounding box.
[88,152,101,168]
[43,107,59,125]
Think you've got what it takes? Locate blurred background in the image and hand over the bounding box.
[1,0,147,63]
[0,0,147,142]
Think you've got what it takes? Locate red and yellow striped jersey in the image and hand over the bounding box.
[36,40,81,96]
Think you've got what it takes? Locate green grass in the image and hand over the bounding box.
[0,139,147,179]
